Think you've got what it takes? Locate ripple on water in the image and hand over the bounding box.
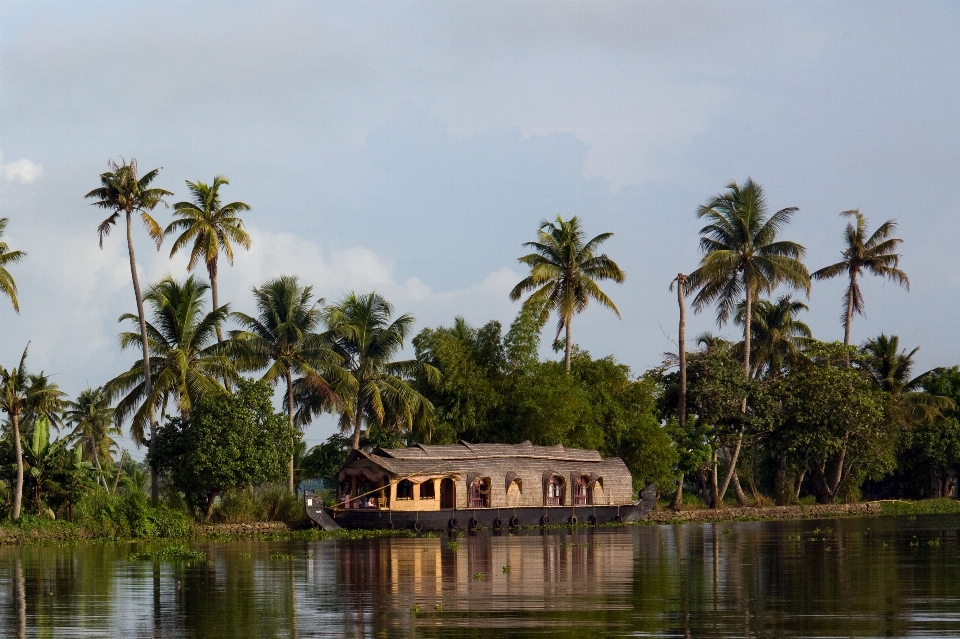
[1,515,960,637]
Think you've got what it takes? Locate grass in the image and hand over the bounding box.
[128,545,207,562]
[5,497,959,547]
[876,498,960,516]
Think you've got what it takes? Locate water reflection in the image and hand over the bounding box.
[2,516,960,637]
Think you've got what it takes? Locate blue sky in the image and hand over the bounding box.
[2,1,959,454]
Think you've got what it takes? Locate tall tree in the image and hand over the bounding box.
[734,295,812,379]
[0,346,66,519]
[322,292,439,450]
[106,276,235,443]
[230,276,341,490]
[150,380,293,521]
[509,216,625,373]
[668,273,689,509]
[687,178,810,504]
[165,176,252,342]
[812,210,908,365]
[65,387,120,489]
[86,158,171,502]
[861,334,953,421]
[0,218,26,316]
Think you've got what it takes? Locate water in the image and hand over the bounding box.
[2,514,960,638]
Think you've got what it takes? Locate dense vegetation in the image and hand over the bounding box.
[0,160,957,531]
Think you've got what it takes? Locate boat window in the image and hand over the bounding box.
[470,477,491,508]
[397,479,414,500]
[419,480,435,500]
[546,475,565,506]
[574,475,590,506]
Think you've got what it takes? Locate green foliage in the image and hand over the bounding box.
[299,434,350,482]
[0,217,26,313]
[74,491,189,538]
[128,545,206,561]
[413,310,674,491]
[688,178,810,328]
[107,275,235,444]
[878,498,960,516]
[509,216,625,372]
[772,341,894,503]
[211,485,304,524]
[321,291,439,446]
[413,318,506,443]
[165,174,252,328]
[811,209,908,343]
[665,416,711,478]
[150,379,294,520]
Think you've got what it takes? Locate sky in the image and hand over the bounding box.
[2,0,959,456]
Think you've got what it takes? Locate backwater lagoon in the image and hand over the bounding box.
[2,514,960,637]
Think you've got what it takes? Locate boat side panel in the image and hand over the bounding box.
[329,505,640,531]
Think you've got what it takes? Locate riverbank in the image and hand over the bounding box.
[3,498,958,545]
[642,498,960,525]
[0,517,413,545]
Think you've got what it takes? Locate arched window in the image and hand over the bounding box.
[574,475,591,506]
[546,475,565,506]
[419,480,435,500]
[470,477,491,508]
[397,479,413,500]
[505,473,522,508]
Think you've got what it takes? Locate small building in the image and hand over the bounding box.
[336,440,634,512]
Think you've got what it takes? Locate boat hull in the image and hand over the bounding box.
[305,489,656,531]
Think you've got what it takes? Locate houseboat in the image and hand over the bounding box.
[305,441,655,531]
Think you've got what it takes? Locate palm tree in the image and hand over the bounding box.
[861,334,953,421]
[86,158,171,501]
[106,276,235,443]
[230,276,341,490]
[322,292,440,450]
[0,346,66,519]
[0,218,26,315]
[812,210,908,363]
[668,273,689,510]
[510,216,625,373]
[165,176,252,342]
[695,332,726,352]
[734,295,812,379]
[687,178,810,505]
[65,387,120,489]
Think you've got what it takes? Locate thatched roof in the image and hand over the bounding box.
[375,440,602,462]
[339,441,623,484]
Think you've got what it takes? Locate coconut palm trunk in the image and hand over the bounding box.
[11,412,23,519]
[671,273,687,511]
[111,450,127,494]
[125,210,159,502]
[843,271,857,367]
[352,407,363,451]
[286,369,295,492]
[564,320,573,373]
[688,179,809,509]
[89,436,106,489]
[208,259,223,343]
[715,289,750,507]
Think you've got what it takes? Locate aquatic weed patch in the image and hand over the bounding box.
[193,526,416,543]
[128,545,207,562]
[877,498,960,516]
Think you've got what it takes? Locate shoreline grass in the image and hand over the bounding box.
[2,498,958,546]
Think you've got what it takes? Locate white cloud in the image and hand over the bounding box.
[0,152,44,184]
[220,226,518,324]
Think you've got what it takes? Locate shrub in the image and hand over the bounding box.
[212,489,262,524]
[210,485,306,524]
[257,486,304,522]
[74,492,189,539]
